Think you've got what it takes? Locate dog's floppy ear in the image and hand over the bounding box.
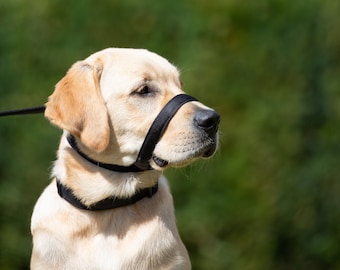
[45,60,110,152]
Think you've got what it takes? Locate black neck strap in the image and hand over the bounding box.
[67,135,145,172]
[68,94,197,173]
[56,179,158,211]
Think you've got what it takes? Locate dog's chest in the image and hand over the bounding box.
[32,180,190,269]
[61,213,184,269]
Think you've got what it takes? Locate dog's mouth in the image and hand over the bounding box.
[202,142,218,158]
[152,156,169,168]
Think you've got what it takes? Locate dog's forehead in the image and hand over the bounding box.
[87,48,180,78]
[87,48,182,100]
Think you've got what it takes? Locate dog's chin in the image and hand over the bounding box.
[152,143,218,170]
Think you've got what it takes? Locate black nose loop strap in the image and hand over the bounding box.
[134,94,198,170]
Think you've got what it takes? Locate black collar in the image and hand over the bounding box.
[56,180,158,211]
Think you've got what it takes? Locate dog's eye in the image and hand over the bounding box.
[135,85,153,96]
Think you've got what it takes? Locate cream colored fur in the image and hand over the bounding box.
[30,48,218,270]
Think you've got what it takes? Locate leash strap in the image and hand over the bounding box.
[0,106,45,117]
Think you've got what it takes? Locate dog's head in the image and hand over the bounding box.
[45,48,219,170]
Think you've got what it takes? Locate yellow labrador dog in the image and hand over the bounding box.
[31,48,219,270]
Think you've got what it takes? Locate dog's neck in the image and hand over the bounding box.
[52,134,162,207]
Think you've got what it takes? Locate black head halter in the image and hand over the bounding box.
[0,94,197,173]
[68,94,197,172]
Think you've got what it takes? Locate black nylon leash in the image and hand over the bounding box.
[0,105,46,117]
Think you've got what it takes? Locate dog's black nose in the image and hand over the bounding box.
[194,109,220,134]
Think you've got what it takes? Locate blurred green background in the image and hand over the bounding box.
[1,0,340,269]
